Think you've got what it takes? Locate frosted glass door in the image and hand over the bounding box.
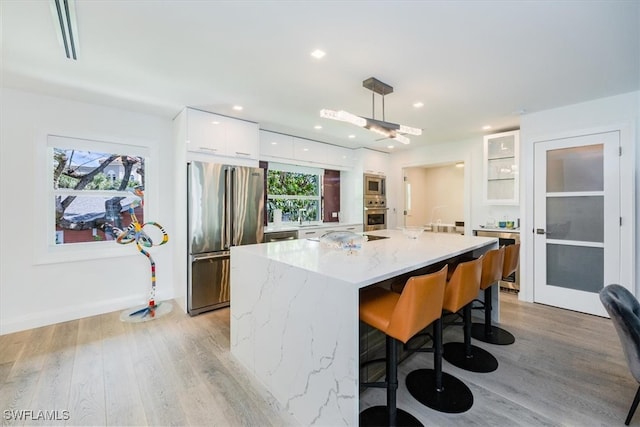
[533,132,620,316]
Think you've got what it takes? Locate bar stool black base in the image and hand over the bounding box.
[406,369,473,413]
[470,323,515,345]
[359,406,423,427]
[442,342,498,373]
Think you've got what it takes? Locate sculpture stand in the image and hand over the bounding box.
[106,191,170,324]
[120,301,173,323]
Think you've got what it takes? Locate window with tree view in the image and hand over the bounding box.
[267,165,321,223]
[53,147,146,245]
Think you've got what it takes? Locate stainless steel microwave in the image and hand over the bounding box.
[364,173,386,197]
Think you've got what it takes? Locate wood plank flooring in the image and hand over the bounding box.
[1,294,637,426]
[362,292,637,426]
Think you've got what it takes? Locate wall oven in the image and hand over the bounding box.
[364,173,386,197]
[364,196,388,231]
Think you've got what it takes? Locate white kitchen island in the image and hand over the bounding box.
[230,229,497,425]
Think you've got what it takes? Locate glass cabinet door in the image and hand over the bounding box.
[483,130,520,205]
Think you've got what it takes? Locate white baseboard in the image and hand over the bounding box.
[0,289,175,335]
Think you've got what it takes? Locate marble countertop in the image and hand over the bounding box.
[232,229,497,288]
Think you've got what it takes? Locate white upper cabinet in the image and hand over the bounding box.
[227,118,259,159]
[293,137,328,164]
[186,108,225,154]
[259,131,294,159]
[186,108,258,160]
[483,130,520,205]
[259,130,354,169]
[325,144,352,167]
[362,149,389,176]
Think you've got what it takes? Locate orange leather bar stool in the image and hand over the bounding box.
[471,245,517,345]
[359,265,448,426]
[405,258,482,413]
[442,254,499,373]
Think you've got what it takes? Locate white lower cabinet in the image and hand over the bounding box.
[295,223,363,239]
[297,228,324,239]
[327,224,363,233]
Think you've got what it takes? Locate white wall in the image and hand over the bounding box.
[519,91,639,302]
[388,137,519,234]
[404,165,464,226]
[0,88,175,334]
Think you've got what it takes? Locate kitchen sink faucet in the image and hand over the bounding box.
[298,209,307,225]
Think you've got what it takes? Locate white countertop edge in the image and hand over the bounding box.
[232,231,498,288]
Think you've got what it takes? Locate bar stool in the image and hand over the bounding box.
[406,258,482,413]
[471,245,517,345]
[359,265,448,426]
[442,254,499,373]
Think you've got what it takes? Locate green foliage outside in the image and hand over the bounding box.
[267,171,318,196]
[267,170,320,222]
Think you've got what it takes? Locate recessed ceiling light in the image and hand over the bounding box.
[387,145,395,149]
[482,125,492,130]
[314,125,322,130]
[413,102,424,108]
[270,142,278,145]
[455,162,465,168]
[311,49,326,59]
[211,121,220,125]
[233,105,243,111]
[348,134,356,139]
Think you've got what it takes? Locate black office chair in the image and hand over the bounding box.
[600,284,640,425]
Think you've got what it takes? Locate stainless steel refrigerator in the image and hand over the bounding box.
[187,161,264,315]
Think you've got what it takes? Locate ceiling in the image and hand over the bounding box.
[2,1,639,152]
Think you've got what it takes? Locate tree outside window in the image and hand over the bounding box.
[267,169,321,223]
[53,148,145,244]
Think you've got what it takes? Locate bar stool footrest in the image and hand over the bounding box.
[359,406,423,426]
[406,369,473,413]
[442,342,499,373]
[470,322,515,345]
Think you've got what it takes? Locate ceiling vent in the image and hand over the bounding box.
[49,0,79,60]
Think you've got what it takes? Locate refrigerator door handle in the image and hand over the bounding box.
[224,167,231,250]
[230,167,236,247]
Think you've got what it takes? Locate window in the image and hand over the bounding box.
[49,135,147,246]
[266,163,321,223]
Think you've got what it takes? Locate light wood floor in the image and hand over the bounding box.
[1,294,637,426]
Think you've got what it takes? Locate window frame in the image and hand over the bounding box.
[266,162,323,223]
[35,134,154,264]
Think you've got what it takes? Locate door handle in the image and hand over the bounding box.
[536,228,546,235]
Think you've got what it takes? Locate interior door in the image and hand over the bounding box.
[533,131,620,316]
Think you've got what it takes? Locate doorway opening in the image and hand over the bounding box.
[403,162,465,231]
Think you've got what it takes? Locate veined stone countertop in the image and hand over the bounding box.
[230,229,498,425]
[234,229,497,288]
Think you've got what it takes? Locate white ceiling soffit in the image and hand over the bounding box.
[1,1,639,152]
